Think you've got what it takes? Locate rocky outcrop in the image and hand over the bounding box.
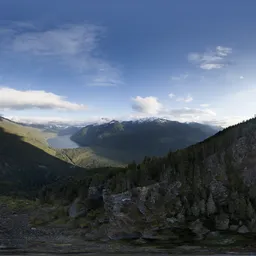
[68,198,86,218]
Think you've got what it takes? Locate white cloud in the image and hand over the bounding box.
[131,96,163,115]
[0,87,86,110]
[131,95,216,123]
[1,23,122,86]
[168,93,175,99]
[200,63,224,70]
[240,76,244,79]
[200,104,210,108]
[176,95,193,103]
[188,46,232,70]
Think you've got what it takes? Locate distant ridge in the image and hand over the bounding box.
[71,118,218,162]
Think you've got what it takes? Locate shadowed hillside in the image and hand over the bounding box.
[0,118,87,197]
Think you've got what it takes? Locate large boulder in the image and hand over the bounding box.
[68,198,86,218]
[189,219,209,240]
[237,225,250,234]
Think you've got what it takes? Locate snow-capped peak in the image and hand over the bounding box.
[131,117,170,124]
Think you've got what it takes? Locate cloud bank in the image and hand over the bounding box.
[131,95,216,122]
[0,87,86,110]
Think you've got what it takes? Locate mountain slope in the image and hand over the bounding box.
[0,117,57,156]
[0,117,85,196]
[71,119,218,162]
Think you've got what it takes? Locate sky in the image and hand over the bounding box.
[0,0,256,127]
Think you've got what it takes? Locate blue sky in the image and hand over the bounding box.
[0,0,256,127]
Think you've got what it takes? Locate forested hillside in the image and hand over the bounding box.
[71,119,218,162]
[39,117,256,243]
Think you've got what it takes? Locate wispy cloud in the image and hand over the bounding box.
[11,25,100,55]
[176,95,193,103]
[170,73,188,81]
[188,46,232,70]
[202,116,247,128]
[0,23,122,86]
[0,87,86,110]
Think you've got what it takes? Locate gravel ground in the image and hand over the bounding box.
[1,207,256,255]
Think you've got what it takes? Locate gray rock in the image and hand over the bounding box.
[229,225,239,231]
[189,219,209,240]
[237,225,250,234]
[210,180,229,206]
[166,217,178,224]
[215,213,229,230]
[206,231,221,240]
[68,198,86,218]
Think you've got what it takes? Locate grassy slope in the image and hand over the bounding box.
[0,117,57,156]
[60,147,125,168]
[0,117,90,196]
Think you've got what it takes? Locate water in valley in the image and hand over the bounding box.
[47,135,80,149]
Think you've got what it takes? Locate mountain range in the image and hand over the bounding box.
[71,118,220,162]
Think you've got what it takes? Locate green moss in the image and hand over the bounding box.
[0,196,38,211]
[87,209,104,220]
[50,216,70,225]
[76,217,90,228]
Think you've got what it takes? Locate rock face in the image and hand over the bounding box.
[68,198,86,218]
